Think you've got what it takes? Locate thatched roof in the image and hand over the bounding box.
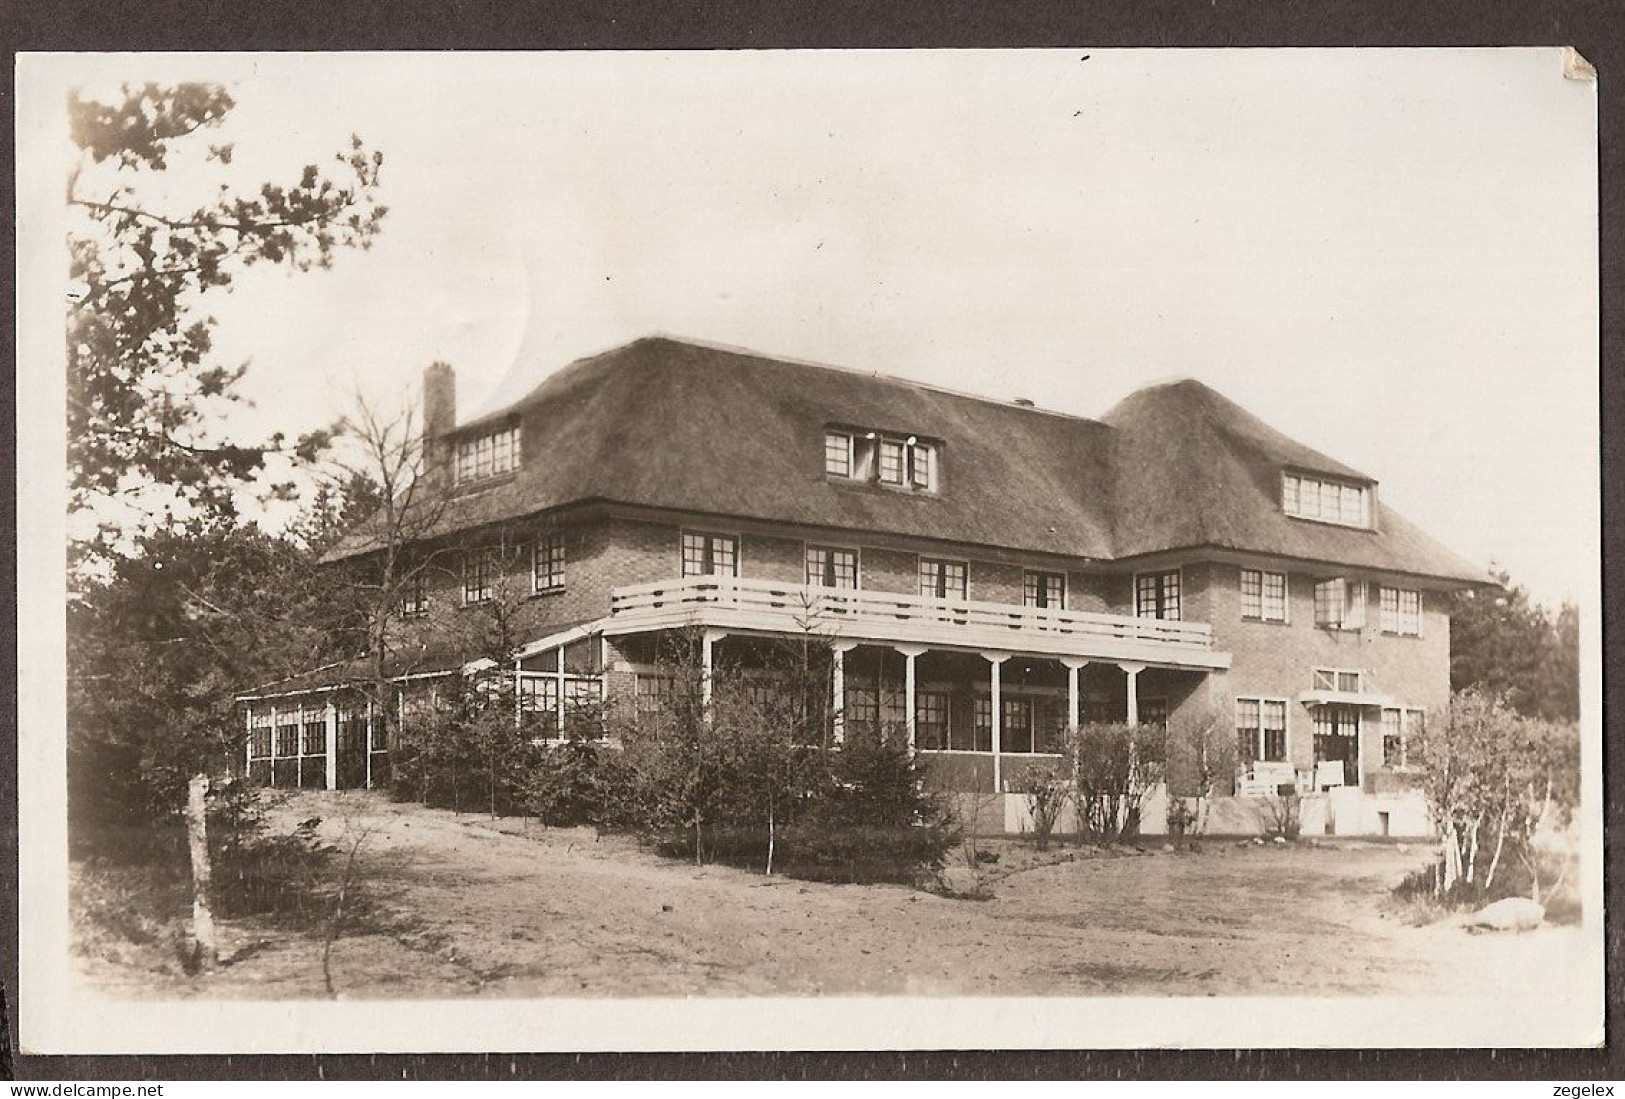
[326,337,1486,586]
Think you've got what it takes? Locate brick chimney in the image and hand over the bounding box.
[422,360,456,461]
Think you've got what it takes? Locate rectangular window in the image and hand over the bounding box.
[1380,586,1422,636]
[681,531,738,577]
[1283,471,1371,528]
[1236,697,1287,764]
[532,536,565,593]
[824,431,853,477]
[915,691,950,751]
[1138,697,1169,730]
[455,425,522,485]
[398,572,428,618]
[919,558,968,600]
[1240,568,1287,622]
[462,547,498,604]
[1135,570,1181,620]
[909,442,936,490]
[1023,570,1066,609]
[1383,707,1423,767]
[971,698,994,752]
[845,681,880,731]
[1312,667,1364,693]
[633,674,673,717]
[1313,578,1366,630]
[806,545,859,589]
[878,439,906,485]
[1001,698,1034,753]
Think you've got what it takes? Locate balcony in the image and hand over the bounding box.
[606,576,1229,670]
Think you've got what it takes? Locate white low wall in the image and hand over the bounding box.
[999,784,1432,839]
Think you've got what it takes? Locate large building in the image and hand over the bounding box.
[238,337,1486,836]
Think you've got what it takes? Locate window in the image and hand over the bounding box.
[301,716,325,757]
[806,546,859,589]
[1313,578,1366,630]
[1312,667,1364,693]
[878,439,906,485]
[249,711,273,759]
[1024,570,1066,609]
[455,425,522,485]
[462,547,499,604]
[1139,697,1169,729]
[919,557,968,600]
[633,674,673,717]
[398,572,428,618]
[915,691,950,751]
[532,536,565,593]
[1283,471,1372,528]
[1240,568,1287,622]
[681,531,738,577]
[970,698,995,752]
[824,431,853,477]
[1236,697,1288,763]
[1135,570,1181,620]
[1380,586,1422,636]
[830,427,938,492]
[1381,707,1424,767]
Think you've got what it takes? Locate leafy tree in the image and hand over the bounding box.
[1449,568,1579,723]
[67,82,387,574]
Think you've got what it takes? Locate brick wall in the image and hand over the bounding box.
[1205,563,1451,784]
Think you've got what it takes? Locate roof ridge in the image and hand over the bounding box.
[479,333,1113,429]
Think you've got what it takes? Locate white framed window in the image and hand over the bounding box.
[919,557,968,600]
[1024,570,1066,609]
[1283,471,1372,528]
[532,536,565,593]
[1312,667,1364,693]
[1379,586,1422,636]
[397,572,428,618]
[877,439,906,485]
[1313,577,1366,631]
[1240,568,1287,622]
[455,424,522,485]
[1235,697,1288,764]
[909,441,937,490]
[915,690,951,751]
[824,431,853,478]
[1135,569,1181,620]
[681,531,738,577]
[462,547,499,604]
[806,545,859,589]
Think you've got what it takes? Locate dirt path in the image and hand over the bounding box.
[78,791,1590,1001]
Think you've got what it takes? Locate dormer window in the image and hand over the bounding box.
[1283,471,1371,528]
[455,424,522,485]
[826,425,938,493]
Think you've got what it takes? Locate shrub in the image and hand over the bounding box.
[1012,760,1070,849]
[522,738,603,827]
[1064,721,1168,843]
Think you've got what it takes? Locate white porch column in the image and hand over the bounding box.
[895,645,928,751]
[700,628,727,712]
[295,701,305,788]
[555,645,567,734]
[513,661,523,728]
[830,641,857,745]
[365,698,375,790]
[1060,657,1090,730]
[243,705,253,777]
[982,651,1010,793]
[324,700,338,791]
[268,703,279,788]
[1119,662,1147,725]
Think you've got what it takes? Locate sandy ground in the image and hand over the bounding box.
[73,790,1593,1001]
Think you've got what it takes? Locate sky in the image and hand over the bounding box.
[22,48,1599,606]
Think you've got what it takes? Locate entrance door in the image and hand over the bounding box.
[1313,704,1361,788]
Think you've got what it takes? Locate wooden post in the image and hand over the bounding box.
[1061,657,1090,730]
[983,651,1010,793]
[184,773,218,970]
[830,642,856,745]
[295,700,305,788]
[555,645,567,735]
[268,703,279,788]
[895,645,928,751]
[243,705,253,777]
[1119,662,1146,726]
[365,698,375,790]
[324,700,339,791]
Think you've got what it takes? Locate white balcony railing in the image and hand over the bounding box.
[606,575,1228,668]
